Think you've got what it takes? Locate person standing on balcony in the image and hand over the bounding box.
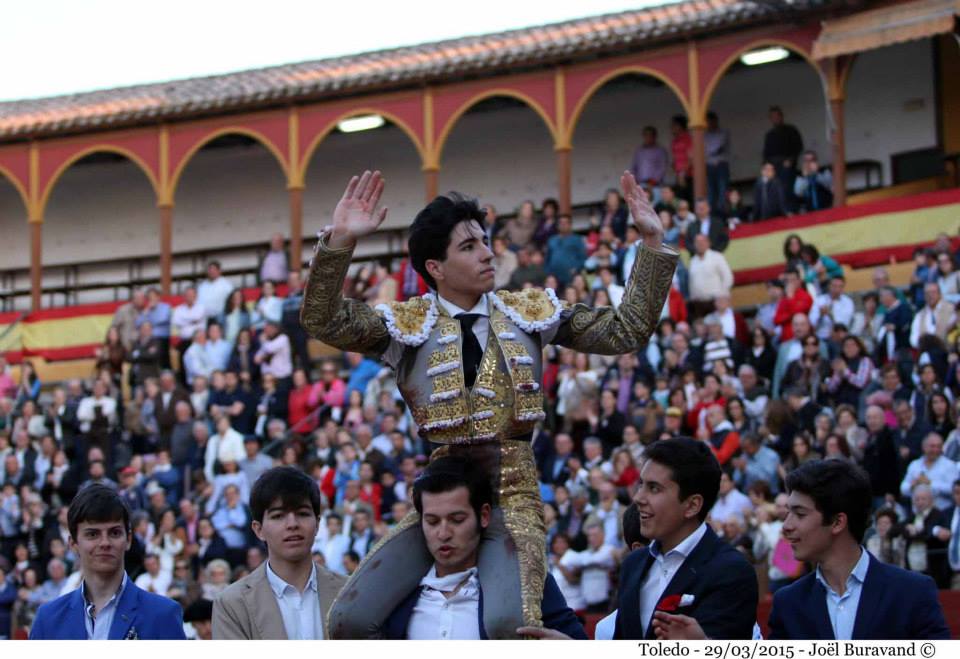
[670,116,693,201]
[752,162,789,221]
[630,126,669,195]
[259,233,289,284]
[704,112,731,212]
[794,151,834,213]
[762,106,804,211]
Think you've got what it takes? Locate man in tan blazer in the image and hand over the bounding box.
[213,467,346,639]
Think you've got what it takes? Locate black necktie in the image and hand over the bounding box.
[457,313,483,389]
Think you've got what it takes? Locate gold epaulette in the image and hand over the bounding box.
[492,288,564,333]
[375,295,438,346]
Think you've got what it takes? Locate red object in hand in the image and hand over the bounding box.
[657,594,682,612]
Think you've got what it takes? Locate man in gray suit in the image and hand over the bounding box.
[213,467,346,639]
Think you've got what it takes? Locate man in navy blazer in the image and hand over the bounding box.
[768,460,949,640]
[614,438,758,640]
[29,484,185,640]
[382,456,585,639]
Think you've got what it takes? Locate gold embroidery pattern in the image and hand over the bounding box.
[384,297,432,337]
[496,289,557,323]
[300,236,391,356]
[422,317,470,442]
[499,440,546,630]
[468,324,512,441]
[554,244,678,355]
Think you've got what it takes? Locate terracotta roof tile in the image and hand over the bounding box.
[0,0,836,141]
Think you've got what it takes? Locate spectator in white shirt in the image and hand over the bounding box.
[550,533,586,614]
[687,234,733,317]
[809,276,855,340]
[134,554,171,596]
[197,261,234,320]
[76,379,118,434]
[575,523,616,612]
[709,470,754,527]
[172,286,208,341]
[316,513,350,576]
[901,433,959,510]
[255,322,293,381]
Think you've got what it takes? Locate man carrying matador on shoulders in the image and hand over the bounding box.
[301,169,677,638]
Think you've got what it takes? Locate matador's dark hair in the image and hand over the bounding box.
[408,192,487,290]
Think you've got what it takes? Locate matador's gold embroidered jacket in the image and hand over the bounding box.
[300,233,678,445]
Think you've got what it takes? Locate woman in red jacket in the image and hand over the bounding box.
[287,368,319,433]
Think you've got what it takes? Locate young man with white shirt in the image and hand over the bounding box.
[384,456,585,639]
[212,467,346,639]
[768,460,949,639]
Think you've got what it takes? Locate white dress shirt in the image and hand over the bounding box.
[638,522,708,633]
[265,561,323,640]
[815,546,869,640]
[407,565,481,640]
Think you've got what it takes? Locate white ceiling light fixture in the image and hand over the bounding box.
[337,114,386,133]
[740,46,790,66]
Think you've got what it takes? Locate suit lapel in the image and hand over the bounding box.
[246,564,288,640]
[852,553,882,640]
[806,578,835,639]
[67,588,88,639]
[644,528,718,640]
[618,550,654,639]
[316,566,342,640]
[108,579,139,640]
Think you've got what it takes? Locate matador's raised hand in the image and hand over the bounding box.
[327,170,388,249]
[620,170,664,250]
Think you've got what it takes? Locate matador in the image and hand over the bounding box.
[301,170,678,638]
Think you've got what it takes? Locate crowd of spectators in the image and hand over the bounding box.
[0,120,957,637]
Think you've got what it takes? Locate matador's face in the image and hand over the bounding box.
[429,220,495,298]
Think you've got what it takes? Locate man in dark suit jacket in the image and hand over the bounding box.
[902,483,951,588]
[29,484,185,639]
[613,438,757,640]
[685,199,729,253]
[768,460,948,640]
